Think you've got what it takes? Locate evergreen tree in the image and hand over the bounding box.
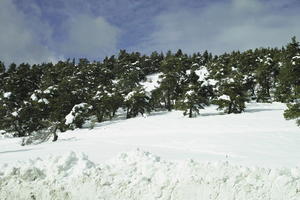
[91,85,123,122]
[281,37,300,126]
[255,53,275,102]
[176,69,213,117]
[284,103,300,126]
[210,54,248,114]
[276,37,300,102]
[65,103,93,129]
[123,87,151,119]
[157,51,188,111]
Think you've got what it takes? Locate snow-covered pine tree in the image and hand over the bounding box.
[210,54,248,114]
[123,86,151,119]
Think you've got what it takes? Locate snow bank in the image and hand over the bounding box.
[1,150,300,200]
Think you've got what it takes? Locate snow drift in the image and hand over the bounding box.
[1,149,300,200]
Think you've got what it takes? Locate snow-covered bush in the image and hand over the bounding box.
[65,103,93,129]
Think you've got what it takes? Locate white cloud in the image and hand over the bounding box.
[59,15,120,59]
[0,0,57,65]
[0,1,120,64]
[135,0,300,55]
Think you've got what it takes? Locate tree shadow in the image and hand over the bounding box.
[93,120,123,128]
[92,111,170,128]
[148,111,170,117]
[0,148,34,154]
[58,137,78,142]
[200,112,226,117]
[245,108,283,113]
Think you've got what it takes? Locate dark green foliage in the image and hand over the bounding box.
[284,103,300,126]
[65,103,93,129]
[279,37,300,126]
[209,54,248,114]
[255,53,276,102]
[91,86,123,122]
[124,87,151,119]
[276,37,300,102]
[176,67,213,118]
[158,51,188,111]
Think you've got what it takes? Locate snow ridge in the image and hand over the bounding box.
[1,149,300,200]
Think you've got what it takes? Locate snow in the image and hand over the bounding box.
[65,103,92,125]
[11,111,18,117]
[218,94,230,101]
[43,86,56,94]
[186,69,191,75]
[124,91,135,101]
[140,73,162,92]
[292,55,300,60]
[186,90,194,96]
[3,92,12,98]
[195,66,209,81]
[1,102,300,198]
[1,102,299,167]
[30,93,38,101]
[1,149,300,200]
[65,113,75,125]
[38,98,49,104]
[131,60,139,65]
[192,63,199,67]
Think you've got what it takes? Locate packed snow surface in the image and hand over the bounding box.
[1,150,300,200]
[1,102,300,199]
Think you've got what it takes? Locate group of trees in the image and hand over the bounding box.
[0,37,299,141]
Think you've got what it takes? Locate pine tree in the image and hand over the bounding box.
[91,85,123,122]
[123,87,151,119]
[284,103,300,126]
[65,103,93,129]
[210,54,248,114]
[276,37,300,102]
[158,51,187,111]
[255,53,275,102]
[176,69,213,117]
[281,37,300,126]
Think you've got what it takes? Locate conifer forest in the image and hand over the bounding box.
[0,37,299,141]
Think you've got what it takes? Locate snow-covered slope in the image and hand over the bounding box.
[0,102,299,167]
[0,102,300,199]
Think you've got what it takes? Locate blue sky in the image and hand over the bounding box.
[0,0,300,64]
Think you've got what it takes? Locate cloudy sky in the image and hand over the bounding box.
[0,0,300,64]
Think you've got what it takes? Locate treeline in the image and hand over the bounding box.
[0,37,299,141]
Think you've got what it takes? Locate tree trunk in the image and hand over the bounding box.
[97,113,104,122]
[126,108,131,119]
[167,96,172,111]
[52,125,58,142]
[112,108,117,118]
[228,102,232,114]
[266,84,270,98]
[189,107,193,118]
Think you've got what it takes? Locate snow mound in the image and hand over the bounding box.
[1,150,300,200]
